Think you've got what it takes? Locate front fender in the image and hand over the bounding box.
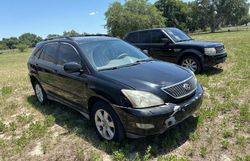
[177,49,204,63]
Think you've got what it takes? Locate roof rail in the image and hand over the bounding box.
[44,36,75,41]
[44,34,109,41]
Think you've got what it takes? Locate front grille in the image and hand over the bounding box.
[215,46,225,54]
[161,76,197,99]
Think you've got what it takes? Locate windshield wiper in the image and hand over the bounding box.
[99,59,153,71]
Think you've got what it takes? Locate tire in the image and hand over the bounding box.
[180,56,201,73]
[34,81,47,104]
[91,101,125,141]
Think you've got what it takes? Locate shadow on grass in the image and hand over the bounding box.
[27,95,199,158]
[202,66,223,76]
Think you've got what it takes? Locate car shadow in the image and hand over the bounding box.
[27,95,199,158]
[201,66,223,76]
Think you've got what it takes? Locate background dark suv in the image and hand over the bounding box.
[124,28,227,73]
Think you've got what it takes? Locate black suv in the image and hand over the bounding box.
[28,36,203,141]
[124,28,227,73]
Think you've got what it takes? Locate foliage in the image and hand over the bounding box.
[105,0,165,37]
[63,30,80,36]
[155,0,192,31]
[16,43,28,52]
[192,0,249,32]
[240,14,250,26]
[46,34,61,39]
[19,33,42,47]
[1,37,20,49]
[0,43,7,50]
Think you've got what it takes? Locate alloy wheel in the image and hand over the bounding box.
[94,109,115,140]
[181,58,198,72]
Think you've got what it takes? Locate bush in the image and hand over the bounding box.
[16,43,28,52]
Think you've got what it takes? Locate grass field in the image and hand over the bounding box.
[0,31,249,161]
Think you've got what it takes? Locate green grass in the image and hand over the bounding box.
[0,30,249,160]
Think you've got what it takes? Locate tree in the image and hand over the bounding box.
[155,0,191,31]
[16,43,28,52]
[46,34,61,39]
[239,14,250,26]
[105,0,165,38]
[0,43,7,50]
[19,33,42,47]
[63,30,80,36]
[1,37,20,49]
[193,0,249,32]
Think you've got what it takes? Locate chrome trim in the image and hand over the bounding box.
[161,76,197,99]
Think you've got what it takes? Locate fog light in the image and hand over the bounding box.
[136,123,155,129]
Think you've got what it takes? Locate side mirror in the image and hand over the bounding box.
[142,49,149,55]
[64,62,83,73]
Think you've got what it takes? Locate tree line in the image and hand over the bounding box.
[0,30,106,52]
[105,0,250,37]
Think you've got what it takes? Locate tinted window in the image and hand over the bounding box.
[138,31,150,43]
[58,44,81,65]
[41,44,58,63]
[125,32,139,43]
[150,30,167,43]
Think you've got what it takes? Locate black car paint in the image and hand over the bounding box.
[28,37,203,138]
[124,28,227,69]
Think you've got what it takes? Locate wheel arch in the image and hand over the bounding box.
[29,75,39,90]
[177,49,204,65]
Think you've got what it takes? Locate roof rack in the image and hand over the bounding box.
[44,34,110,41]
[44,36,75,41]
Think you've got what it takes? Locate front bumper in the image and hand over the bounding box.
[203,52,227,68]
[113,83,203,138]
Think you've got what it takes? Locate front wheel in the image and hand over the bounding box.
[181,56,201,73]
[91,101,125,141]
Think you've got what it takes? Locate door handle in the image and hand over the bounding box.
[52,69,58,73]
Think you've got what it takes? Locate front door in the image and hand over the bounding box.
[147,30,176,63]
[54,42,88,111]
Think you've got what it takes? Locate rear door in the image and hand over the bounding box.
[36,43,60,95]
[54,42,88,110]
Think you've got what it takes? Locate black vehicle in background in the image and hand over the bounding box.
[124,28,227,73]
[28,36,203,141]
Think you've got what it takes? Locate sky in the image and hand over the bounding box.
[0,0,247,39]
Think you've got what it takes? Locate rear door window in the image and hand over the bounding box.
[138,31,150,43]
[57,43,81,65]
[125,32,139,43]
[40,43,59,64]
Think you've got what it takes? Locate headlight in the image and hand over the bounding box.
[121,89,164,108]
[204,48,216,56]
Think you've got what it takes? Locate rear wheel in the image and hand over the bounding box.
[181,56,201,73]
[91,101,125,141]
[34,82,47,104]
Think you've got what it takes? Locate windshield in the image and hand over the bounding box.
[79,40,151,71]
[164,28,192,42]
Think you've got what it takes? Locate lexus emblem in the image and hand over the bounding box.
[183,83,191,91]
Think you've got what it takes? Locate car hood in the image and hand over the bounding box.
[99,61,192,91]
[176,40,224,48]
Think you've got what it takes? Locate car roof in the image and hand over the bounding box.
[36,36,119,47]
[126,27,177,34]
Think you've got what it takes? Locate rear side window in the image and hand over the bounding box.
[138,31,150,43]
[125,32,139,43]
[150,30,166,43]
[58,43,81,65]
[40,43,59,64]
